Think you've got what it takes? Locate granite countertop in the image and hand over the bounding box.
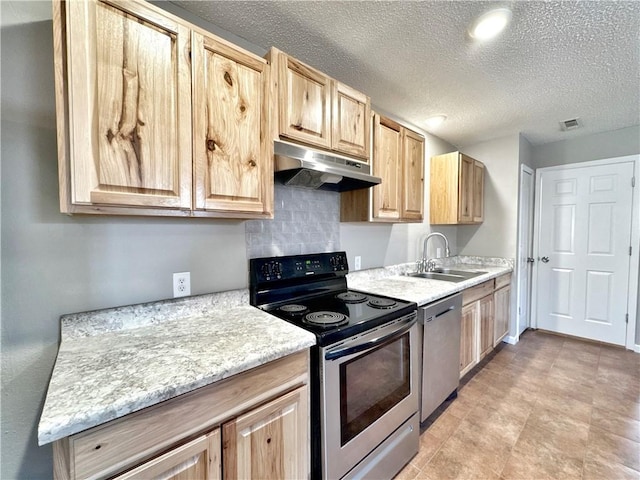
[347,256,513,307]
[37,291,316,446]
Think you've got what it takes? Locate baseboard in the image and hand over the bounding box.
[635,344,640,353]
[503,335,518,345]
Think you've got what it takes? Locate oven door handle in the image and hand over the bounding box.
[325,317,416,361]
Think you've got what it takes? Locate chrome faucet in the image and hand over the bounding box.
[417,232,451,273]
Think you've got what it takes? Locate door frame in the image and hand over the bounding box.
[531,154,640,351]
[514,164,535,343]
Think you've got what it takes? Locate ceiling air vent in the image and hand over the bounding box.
[560,117,582,131]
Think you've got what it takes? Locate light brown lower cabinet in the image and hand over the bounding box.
[494,284,512,346]
[113,430,221,480]
[459,303,476,374]
[478,295,495,360]
[52,351,309,480]
[223,387,307,480]
[459,273,511,378]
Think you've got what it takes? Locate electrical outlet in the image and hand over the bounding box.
[173,272,191,298]
[354,256,362,271]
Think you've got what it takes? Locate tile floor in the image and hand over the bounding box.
[395,330,640,480]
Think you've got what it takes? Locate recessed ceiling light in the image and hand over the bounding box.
[425,115,447,129]
[468,8,512,41]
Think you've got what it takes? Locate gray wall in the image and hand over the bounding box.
[458,134,521,259]
[531,125,640,169]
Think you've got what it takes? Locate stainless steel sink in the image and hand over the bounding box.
[405,269,487,283]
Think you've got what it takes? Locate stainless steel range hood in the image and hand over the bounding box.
[273,140,381,192]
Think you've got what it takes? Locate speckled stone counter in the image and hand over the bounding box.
[38,289,316,445]
[347,256,513,307]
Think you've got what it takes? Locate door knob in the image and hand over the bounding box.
[540,256,550,263]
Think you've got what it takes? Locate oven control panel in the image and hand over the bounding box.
[250,251,349,284]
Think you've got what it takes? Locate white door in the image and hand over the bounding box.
[516,165,534,338]
[534,161,634,346]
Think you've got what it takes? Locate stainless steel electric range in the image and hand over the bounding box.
[250,251,420,480]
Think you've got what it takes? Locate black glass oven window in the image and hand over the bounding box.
[339,332,410,446]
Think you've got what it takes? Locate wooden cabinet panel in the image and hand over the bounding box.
[458,154,474,223]
[62,0,192,211]
[331,82,371,159]
[472,161,485,223]
[341,114,424,223]
[494,284,511,346]
[402,128,425,221]
[460,277,509,376]
[430,151,485,225]
[114,430,221,480]
[56,0,273,218]
[277,53,331,149]
[478,295,494,360]
[223,386,308,480]
[462,280,494,305]
[371,115,402,221]
[460,303,476,377]
[192,32,272,217]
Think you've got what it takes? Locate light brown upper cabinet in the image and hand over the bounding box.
[430,151,484,225]
[340,114,424,223]
[191,32,272,218]
[267,48,370,161]
[402,128,425,221]
[331,82,370,158]
[54,0,272,218]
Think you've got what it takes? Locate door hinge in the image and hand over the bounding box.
[626,313,629,324]
[630,246,633,256]
[632,176,636,187]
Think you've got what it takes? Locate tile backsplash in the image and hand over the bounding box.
[245,185,340,258]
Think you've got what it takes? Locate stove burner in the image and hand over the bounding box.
[279,304,308,315]
[336,292,368,303]
[304,311,348,326]
[368,298,398,309]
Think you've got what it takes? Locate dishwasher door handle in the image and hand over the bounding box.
[424,305,456,322]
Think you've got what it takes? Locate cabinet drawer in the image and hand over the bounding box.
[57,351,308,480]
[495,273,512,290]
[462,280,494,305]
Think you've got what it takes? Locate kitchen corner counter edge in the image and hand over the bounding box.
[37,290,316,446]
[347,256,514,306]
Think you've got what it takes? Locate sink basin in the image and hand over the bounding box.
[405,269,487,283]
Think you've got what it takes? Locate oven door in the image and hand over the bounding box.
[320,312,419,480]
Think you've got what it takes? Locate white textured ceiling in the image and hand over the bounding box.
[174,0,640,147]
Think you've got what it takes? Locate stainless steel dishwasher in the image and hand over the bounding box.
[419,292,462,423]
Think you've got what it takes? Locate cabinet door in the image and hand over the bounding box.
[223,386,308,480]
[460,303,476,377]
[494,285,511,346]
[429,152,460,224]
[63,0,192,210]
[458,154,474,223]
[478,295,494,360]
[277,54,331,149]
[371,115,402,221]
[192,32,273,217]
[331,81,370,159]
[401,129,425,221]
[472,161,485,223]
[114,430,221,480]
